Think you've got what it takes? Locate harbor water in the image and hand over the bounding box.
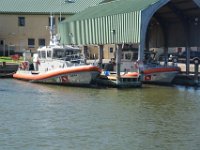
[1,79,200,150]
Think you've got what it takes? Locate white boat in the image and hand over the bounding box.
[13,16,101,86]
[13,45,101,86]
[139,51,181,84]
[141,62,181,84]
[105,49,180,85]
[95,50,142,88]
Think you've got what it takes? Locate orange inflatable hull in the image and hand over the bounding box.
[13,66,101,81]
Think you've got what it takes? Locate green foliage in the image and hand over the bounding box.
[0,56,22,63]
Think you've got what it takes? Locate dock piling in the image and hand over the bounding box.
[194,59,200,85]
[116,44,122,84]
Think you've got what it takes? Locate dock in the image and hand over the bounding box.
[0,62,18,78]
[173,63,200,86]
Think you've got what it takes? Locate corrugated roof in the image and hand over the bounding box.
[59,0,161,45]
[0,0,104,14]
[64,0,160,22]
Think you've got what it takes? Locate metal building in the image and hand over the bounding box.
[59,0,200,73]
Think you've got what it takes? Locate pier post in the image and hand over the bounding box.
[164,47,169,66]
[116,44,122,84]
[83,46,88,64]
[186,47,190,75]
[194,59,199,85]
[98,45,103,68]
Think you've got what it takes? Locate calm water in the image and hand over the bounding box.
[1,79,200,150]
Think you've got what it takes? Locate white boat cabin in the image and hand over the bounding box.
[106,50,157,72]
[31,45,84,72]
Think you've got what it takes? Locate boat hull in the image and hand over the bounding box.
[13,66,101,86]
[142,67,180,84]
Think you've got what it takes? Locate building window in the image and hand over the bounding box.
[48,17,55,26]
[18,17,25,26]
[28,38,35,48]
[125,53,132,60]
[0,40,4,45]
[109,47,113,53]
[38,39,45,47]
[58,17,65,22]
[41,51,46,58]
[47,51,52,58]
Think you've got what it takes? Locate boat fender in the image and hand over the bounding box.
[135,60,144,71]
[20,61,29,70]
[134,61,139,69]
[36,60,40,65]
[104,71,110,76]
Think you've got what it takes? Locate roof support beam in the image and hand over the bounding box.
[167,1,191,75]
[153,14,169,50]
[167,2,189,21]
[98,45,104,68]
[172,0,192,5]
[167,1,190,44]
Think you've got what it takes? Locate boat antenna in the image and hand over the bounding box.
[49,14,53,45]
[49,14,58,46]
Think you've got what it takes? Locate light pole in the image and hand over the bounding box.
[59,0,62,22]
[3,40,5,56]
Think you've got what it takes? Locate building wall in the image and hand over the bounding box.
[86,44,116,60]
[103,44,115,59]
[0,13,116,59]
[0,14,71,55]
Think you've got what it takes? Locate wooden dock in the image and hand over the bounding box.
[0,62,18,78]
[173,63,200,86]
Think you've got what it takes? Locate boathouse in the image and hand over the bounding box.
[59,0,200,74]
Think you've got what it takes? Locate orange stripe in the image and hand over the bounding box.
[143,67,180,74]
[13,66,101,80]
[122,72,139,77]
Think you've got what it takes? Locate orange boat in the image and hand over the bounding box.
[142,64,181,84]
[13,45,101,86]
[112,49,181,84]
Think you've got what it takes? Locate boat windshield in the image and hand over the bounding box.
[53,48,82,61]
[53,48,64,58]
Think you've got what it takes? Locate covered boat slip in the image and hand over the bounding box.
[59,0,200,80]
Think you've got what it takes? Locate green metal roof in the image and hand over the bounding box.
[100,0,116,4]
[59,0,160,45]
[64,0,160,21]
[0,0,104,14]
